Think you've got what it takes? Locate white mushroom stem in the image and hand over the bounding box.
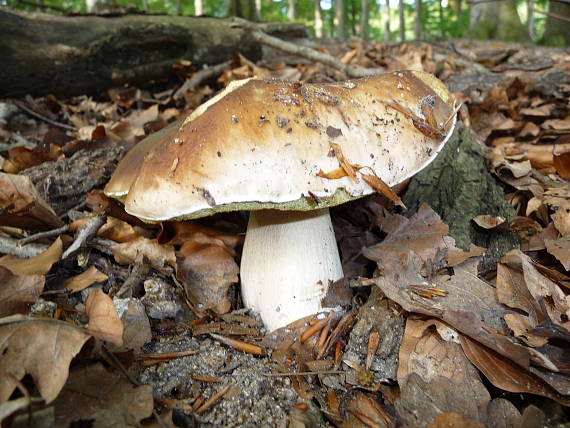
[240,208,344,332]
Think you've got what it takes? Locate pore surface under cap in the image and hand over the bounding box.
[124,70,455,221]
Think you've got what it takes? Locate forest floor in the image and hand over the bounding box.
[1,38,570,427]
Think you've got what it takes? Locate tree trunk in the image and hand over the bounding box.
[403,122,518,269]
[438,0,444,37]
[469,0,529,42]
[228,0,258,21]
[399,0,405,40]
[384,0,391,41]
[194,0,203,16]
[360,0,369,40]
[176,0,182,15]
[544,2,570,46]
[527,0,534,40]
[414,0,421,40]
[288,0,296,21]
[255,0,261,21]
[0,9,308,98]
[350,0,356,36]
[335,0,347,40]
[315,0,324,38]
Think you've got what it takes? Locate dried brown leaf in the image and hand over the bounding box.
[116,298,152,351]
[316,167,348,180]
[342,391,393,428]
[397,318,490,421]
[0,315,90,404]
[159,221,242,249]
[505,250,569,332]
[460,334,570,406]
[3,144,62,174]
[330,142,357,181]
[375,255,531,368]
[0,237,62,275]
[97,217,140,243]
[363,204,457,272]
[64,266,108,293]
[0,267,44,317]
[53,363,153,427]
[545,237,570,270]
[0,172,63,230]
[360,172,404,208]
[503,313,548,347]
[472,214,506,229]
[176,238,239,314]
[112,237,175,271]
[543,119,570,131]
[428,413,485,428]
[553,147,570,179]
[86,289,123,346]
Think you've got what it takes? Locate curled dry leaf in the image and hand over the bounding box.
[159,220,243,250]
[97,216,140,243]
[553,146,570,179]
[342,391,393,428]
[428,413,485,428]
[0,237,62,275]
[503,313,548,348]
[0,172,63,231]
[53,363,153,427]
[500,250,570,336]
[0,266,44,317]
[113,297,151,351]
[375,255,531,368]
[85,289,124,347]
[3,144,63,174]
[363,204,483,272]
[460,334,570,406]
[177,240,239,314]
[397,318,490,423]
[111,237,175,272]
[64,265,108,293]
[472,214,506,230]
[544,237,570,270]
[0,315,90,404]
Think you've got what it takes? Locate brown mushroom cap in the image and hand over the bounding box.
[112,70,455,222]
[104,117,185,200]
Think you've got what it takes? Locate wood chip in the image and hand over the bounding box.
[210,333,266,356]
[195,385,230,414]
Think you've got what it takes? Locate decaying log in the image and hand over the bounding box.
[403,122,519,268]
[0,9,308,98]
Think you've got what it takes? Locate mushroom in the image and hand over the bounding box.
[104,71,457,332]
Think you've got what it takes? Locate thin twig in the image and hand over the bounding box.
[62,215,106,259]
[0,235,48,258]
[210,333,266,356]
[173,61,232,100]
[13,100,78,132]
[231,18,379,78]
[17,225,69,246]
[136,349,198,360]
[195,385,231,414]
[102,344,140,386]
[115,254,149,298]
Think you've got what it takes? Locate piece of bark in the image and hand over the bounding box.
[0,9,308,98]
[343,287,404,383]
[22,145,125,216]
[403,121,519,268]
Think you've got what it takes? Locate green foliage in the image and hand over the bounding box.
[3,0,556,44]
